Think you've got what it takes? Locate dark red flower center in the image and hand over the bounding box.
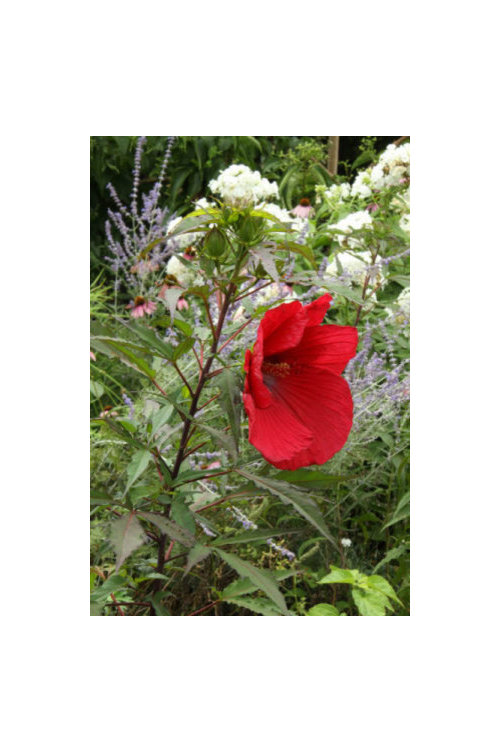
[299,198,311,206]
[134,296,145,306]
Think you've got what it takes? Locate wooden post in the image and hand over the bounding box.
[327,136,340,176]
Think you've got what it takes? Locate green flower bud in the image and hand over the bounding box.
[203,227,228,259]
[236,215,265,245]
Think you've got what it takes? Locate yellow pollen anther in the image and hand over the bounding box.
[262,361,291,377]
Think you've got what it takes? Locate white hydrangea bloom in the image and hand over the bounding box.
[165,255,198,287]
[325,250,372,285]
[209,164,279,207]
[194,197,215,211]
[324,182,352,202]
[351,170,373,198]
[328,210,373,249]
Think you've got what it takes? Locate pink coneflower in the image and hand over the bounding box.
[177,298,189,311]
[291,198,313,218]
[127,296,157,318]
[90,351,96,361]
[367,203,379,213]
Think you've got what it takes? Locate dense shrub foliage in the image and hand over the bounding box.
[90,136,410,616]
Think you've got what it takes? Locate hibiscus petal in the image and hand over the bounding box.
[260,301,306,357]
[243,391,313,465]
[270,367,353,469]
[303,294,332,326]
[282,324,358,375]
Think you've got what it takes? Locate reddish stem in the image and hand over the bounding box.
[187,600,221,616]
[110,593,125,615]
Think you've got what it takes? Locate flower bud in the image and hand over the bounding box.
[236,215,265,245]
[203,227,228,259]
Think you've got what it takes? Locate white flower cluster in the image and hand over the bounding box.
[325,250,372,285]
[209,164,279,207]
[385,287,410,328]
[258,202,308,236]
[323,182,352,203]
[352,142,410,197]
[328,210,373,249]
[165,255,203,288]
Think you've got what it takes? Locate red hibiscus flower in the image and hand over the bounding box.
[243,294,357,470]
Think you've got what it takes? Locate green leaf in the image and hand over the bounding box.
[220,570,297,599]
[224,596,282,616]
[125,449,151,494]
[173,336,195,361]
[214,548,288,615]
[352,586,390,616]
[216,369,241,452]
[382,491,410,529]
[274,469,352,489]
[250,246,280,282]
[320,280,364,305]
[276,239,315,265]
[184,544,211,575]
[372,544,409,574]
[121,320,175,361]
[194,421,237,461]
[110,512,147,571]
[148,593,170,616]
[90,574,128,603]
[139,512,195,546]
[150,404,175,437]
[91,337,156,379]
[90,379,105,399]
[171,498,196,535]
[236,470,337,547]
[211,528,298,546]
[319,565,357,585]
[366,575,402,605]
[90,488,113,506]
[307,603,340,616]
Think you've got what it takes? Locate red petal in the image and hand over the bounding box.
[303,294,332,326]
[243,392,313,465]
[270,367,353,469]
[282,324,358,375]
[260,300,306,357]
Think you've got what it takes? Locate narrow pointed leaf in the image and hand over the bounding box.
[214,548,288,615]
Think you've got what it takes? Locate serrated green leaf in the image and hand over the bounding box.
[372,544,409,574]
[214,548,288,615]
[140,512,195,546]
[236,470,337,548]
[366,575,402,605]
[125,449,151,494]
[171,498,196,535]
[184,544,211,575]
[220,570,297,599]
[110,512,147,571]
[211,528,298,546]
